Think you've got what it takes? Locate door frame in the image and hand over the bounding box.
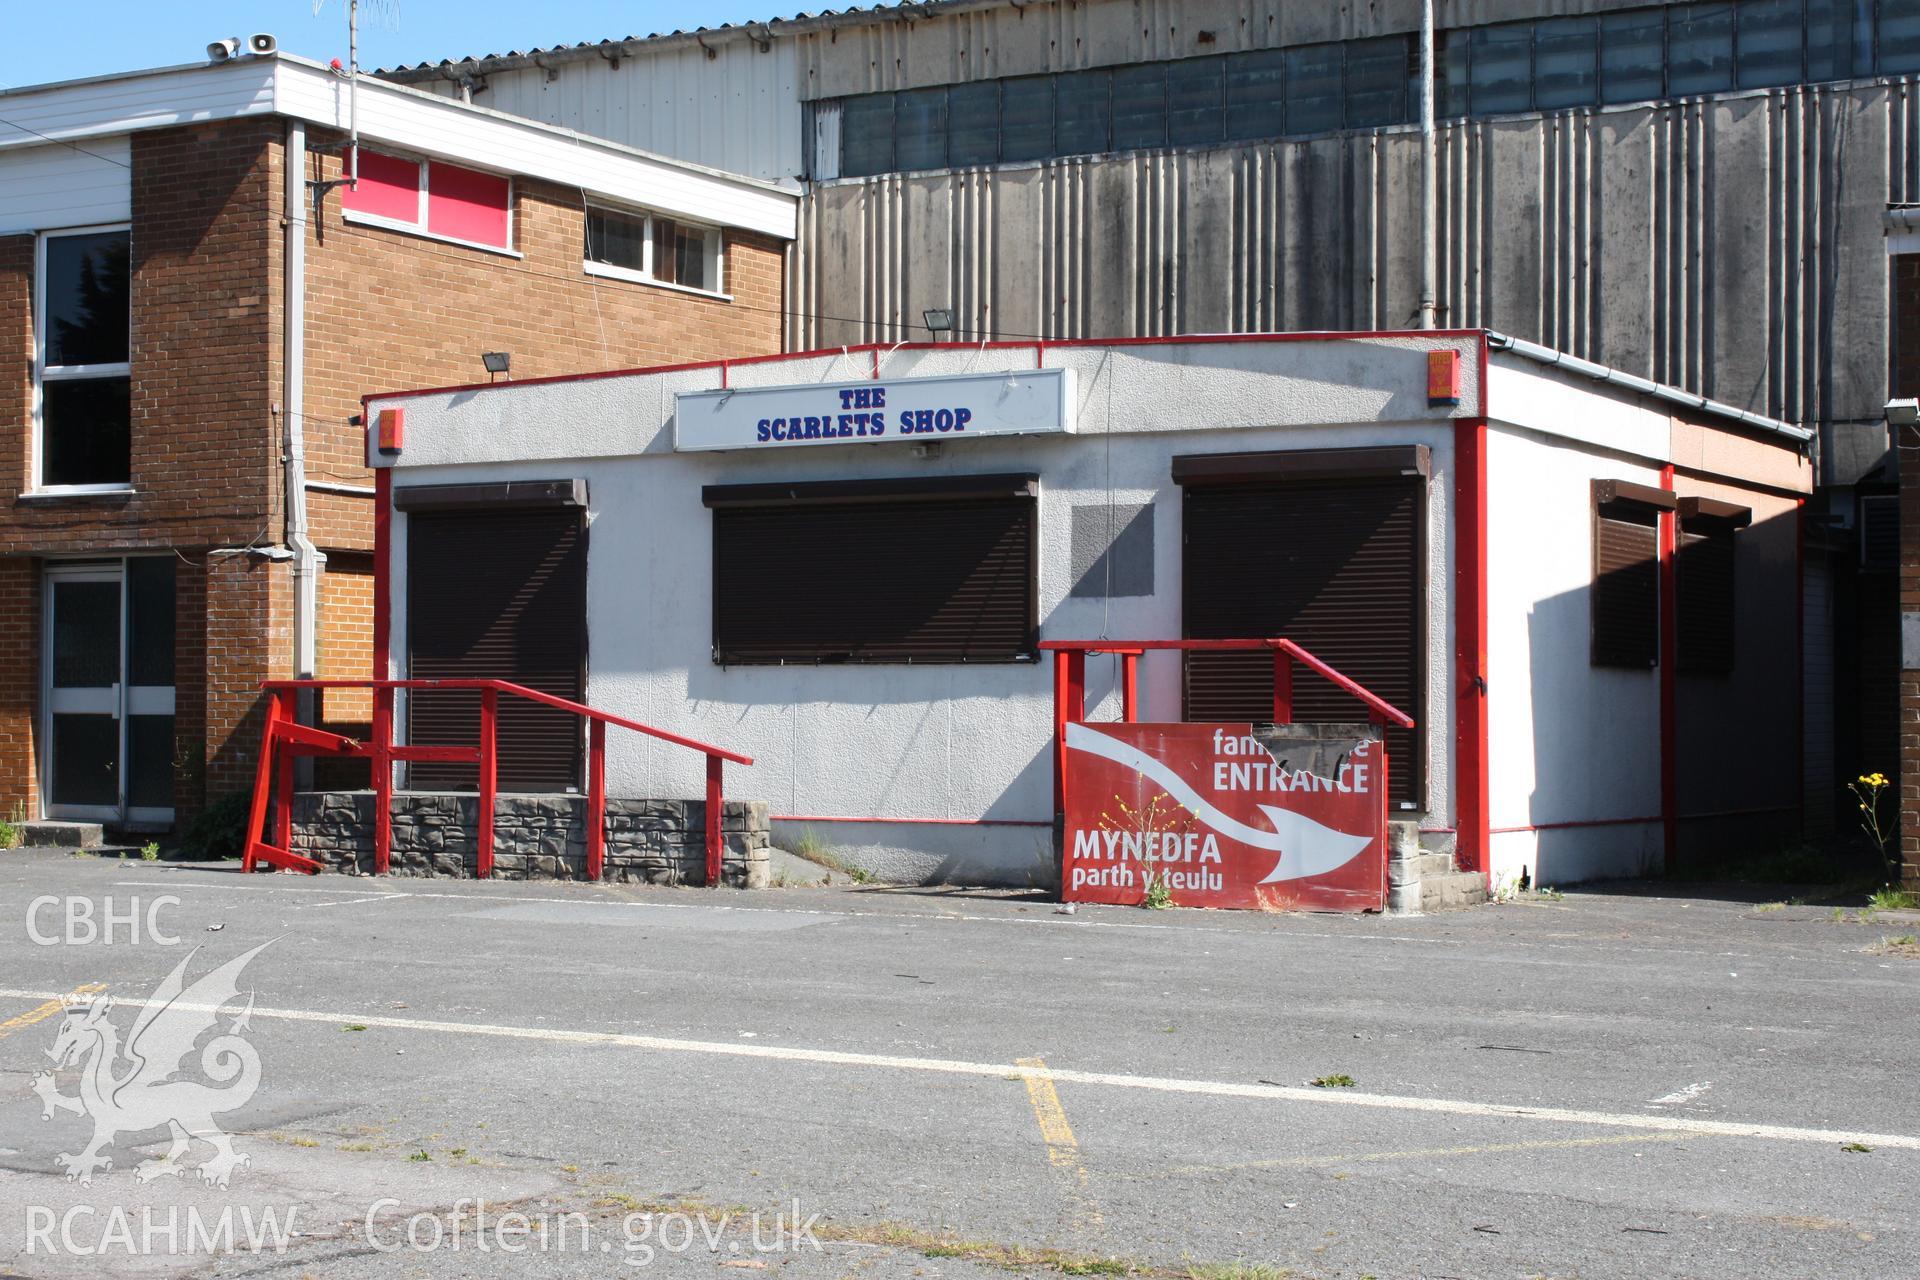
[40,558,177,827]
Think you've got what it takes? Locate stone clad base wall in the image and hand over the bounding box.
[290,792,771,886]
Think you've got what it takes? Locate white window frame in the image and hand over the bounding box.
[583,203,729,300]
[32,223,134,496]
[340,150,521,259]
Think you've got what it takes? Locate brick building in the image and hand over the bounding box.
[0,50,795,835]
[1896,241,1920,891]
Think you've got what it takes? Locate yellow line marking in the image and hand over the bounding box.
[1166,1130,1698,1177]
[1017,1056,1103,1232]
[0,983,106,1040]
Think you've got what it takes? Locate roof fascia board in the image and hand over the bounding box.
[0,59,276,153]
[271,59,796,239]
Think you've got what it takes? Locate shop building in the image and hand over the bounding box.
[0,48,794,835]
[360,331,1809,888]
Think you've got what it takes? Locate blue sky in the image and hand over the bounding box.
[0,1,810,89]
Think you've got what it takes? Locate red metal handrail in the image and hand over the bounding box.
[242,679,753,884]
[1040,637,1416,820]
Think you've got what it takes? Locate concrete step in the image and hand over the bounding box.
[1389,850,1456,885]
[1420,870,1490,913]
[19,821,104,849]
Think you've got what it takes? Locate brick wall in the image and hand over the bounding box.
[299,139,787,557]
[0,117,788,827]
[0,556,39,819]
[0,120,281,557]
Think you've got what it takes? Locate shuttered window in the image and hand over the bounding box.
[1676,497,1748,675]
[705,475,1037,665]
[1590,480,1674,669]
[1178,458,1425,809]
[404,504,587,791]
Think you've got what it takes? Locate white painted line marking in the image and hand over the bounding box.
[0,987,1911,1152]
[300,894,409,910]
[1649,1081,1715,1107]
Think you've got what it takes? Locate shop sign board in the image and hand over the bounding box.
[1062,722,1387,912]
[674,369,1074,452]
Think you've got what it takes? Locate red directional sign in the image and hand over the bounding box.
[1061,722,1387,912]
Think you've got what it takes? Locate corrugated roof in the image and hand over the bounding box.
[375,1,1022,79]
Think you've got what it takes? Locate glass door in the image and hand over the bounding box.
[42,559,176,826]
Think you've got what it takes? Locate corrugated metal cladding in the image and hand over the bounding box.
[413,39,805,187]
[792,79,1905,482]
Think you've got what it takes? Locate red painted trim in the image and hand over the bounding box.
[587,719,607,881]
[1121,652,1139,723]
[372,467,392,681]
[705,756,724,886]
[773,814,1054,828]
[719,360,729,390]
[1041,638,1414,728]
[1453,417,1490,876]
[361,330,1492,407]
[1658,463,1678,873]
[478,686,497,879]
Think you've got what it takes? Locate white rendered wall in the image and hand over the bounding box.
[372,338,1473,881]
[1485,425,1665,886]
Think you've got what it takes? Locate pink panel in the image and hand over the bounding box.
[340,150,421,223]
[426,162,511,248]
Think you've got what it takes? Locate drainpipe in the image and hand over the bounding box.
[1418,0,1437,329]
[284,119,321,692]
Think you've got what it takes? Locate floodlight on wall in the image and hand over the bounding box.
[207,37,242,62]
[923,308,955,338]
[481,351,512,383]
[1887,398,1919,426]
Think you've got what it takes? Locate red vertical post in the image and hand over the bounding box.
[1052,650,1070,816]
[273,689,295,854]
[1377,732,1391,911]
[1658,463,1679,874]
[1121,652,1139,722]
[477,686,497,878]
[242,692,283,872]
[587,719,607,881]
[1272,649,1294,725]
[372,467,392,683]
[1061,649,1086,818]
[705,755,724,886]
[372,684,394,876]
[1453,417,1490,878]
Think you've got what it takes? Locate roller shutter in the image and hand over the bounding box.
[1591,504,1660,669]
[1181,476,1423,809]
[405,507,587,791]
[707,477,1037,665]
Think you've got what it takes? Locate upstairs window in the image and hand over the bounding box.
[584,206,725,296]
[36,227,131,490]
[340,149,513,253]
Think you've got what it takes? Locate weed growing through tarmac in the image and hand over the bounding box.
[1868,934,1920,958]
[140,841,160,861]
[342,1024,368,1032]
[1309,1074,1356,1089]
[408,1150,432,1162]
[1868,886,1920,911]
[1842,1142,1873,1154]
[1184,1266,1295,1280]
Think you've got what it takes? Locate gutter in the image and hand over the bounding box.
[284,119,322,681]
[1484,331,1814,445]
